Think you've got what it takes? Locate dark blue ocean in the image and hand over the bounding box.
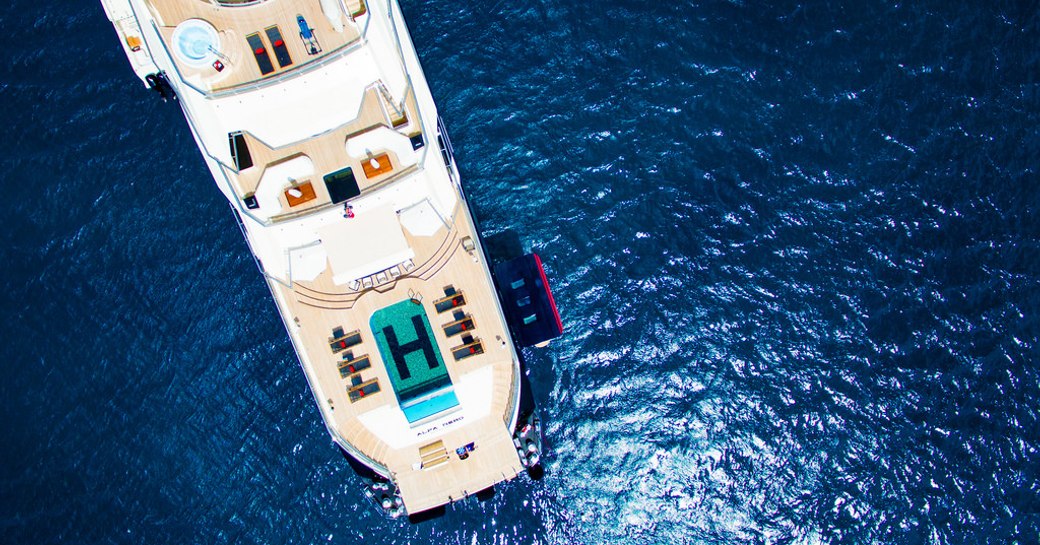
[2,1,1039,543]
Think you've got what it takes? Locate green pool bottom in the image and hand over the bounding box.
[370,299,460,424]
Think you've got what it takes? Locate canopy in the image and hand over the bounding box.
[318,205,414,285]
[288,243,327,282]
[399,199,447,237]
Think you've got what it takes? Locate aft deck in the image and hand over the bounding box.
[275,201,524,513]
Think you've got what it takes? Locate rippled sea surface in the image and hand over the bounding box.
[2,1,1039,543]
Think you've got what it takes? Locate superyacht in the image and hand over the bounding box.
[101,0,562,518]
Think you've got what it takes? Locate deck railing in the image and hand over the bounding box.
[212,0,265,6]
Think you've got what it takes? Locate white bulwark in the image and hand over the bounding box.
[101,0,526,516]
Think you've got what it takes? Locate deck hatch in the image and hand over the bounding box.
[323,166,361,204]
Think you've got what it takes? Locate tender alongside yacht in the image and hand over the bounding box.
[101,0,561,518]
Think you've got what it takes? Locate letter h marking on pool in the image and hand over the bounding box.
[383,316,439,380]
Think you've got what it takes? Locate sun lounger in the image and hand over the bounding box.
[329,329,362,353]
[246,32,274,75]
[442,316,475,337]
[264,25,292,68]
[296,15,322,55]
[362,276,374,289]
[349,279,361,291]
[338,355,371,378]
[389,266,401,278]
[348,379,380,402]
[452,339,484,361]
[434,292,466,313]
[376,272,388,284]
[402,259,415,272]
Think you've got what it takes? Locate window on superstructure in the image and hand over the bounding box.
[228,132,253,171]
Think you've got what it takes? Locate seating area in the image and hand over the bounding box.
[264,25,293,68]
[442,312,475,337]
[246,32,274,75]
[351,259,414,292]
[284,181,315,207]
[329,327,381,403]
[434,286,483,361]
[297,15,322,55]
[361,152,393,178]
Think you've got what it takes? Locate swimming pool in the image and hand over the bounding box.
[370,300,459,424]
[171,19,220,68]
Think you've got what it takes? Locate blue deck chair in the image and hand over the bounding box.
[296,15,322,55]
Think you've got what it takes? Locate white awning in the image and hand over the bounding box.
[399,198,447,237]
[318,205,414,285]
[288,243,327,282]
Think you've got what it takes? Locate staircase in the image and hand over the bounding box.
[375,82,408,128]
[418,440,450,470]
